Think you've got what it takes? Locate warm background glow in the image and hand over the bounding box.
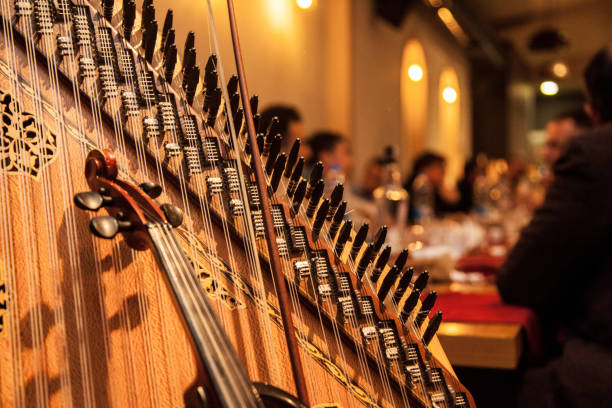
[442,87,457,103]
[540,80,559,95]
[552,62,568,78]
[296,0,312,9]
[408,64,424,82]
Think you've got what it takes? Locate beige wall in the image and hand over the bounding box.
[154,0,351,136]
[351,2,472,184]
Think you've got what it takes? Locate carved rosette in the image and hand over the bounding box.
[0,91,57,180]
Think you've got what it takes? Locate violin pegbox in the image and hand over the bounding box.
[74,149,183,250]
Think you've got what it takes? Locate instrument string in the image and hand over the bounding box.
[205,0,286,386]
[8,4,84,405]
[0,3,28,405]
[294,191,398,406]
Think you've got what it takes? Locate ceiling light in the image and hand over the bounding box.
[540,80,559,96]
[296,0,312,9]
[408,64,423,82]
[552,62,568,78]
[442,87,457,103]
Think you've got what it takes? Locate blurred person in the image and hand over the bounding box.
[497,45,612,408]
[404,151,459,223]
[541,109,592,174]
[355,156,385,200]
[306,131,353,183]
[260,105,311,160]
[456,156,480,213]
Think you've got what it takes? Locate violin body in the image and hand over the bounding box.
[0,1,474,407]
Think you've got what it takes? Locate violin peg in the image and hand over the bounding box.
[138,182,163,199]
[161,204,184,228]
[90,216,120,239]
[74,191,105,211]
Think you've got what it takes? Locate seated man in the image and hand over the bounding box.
[541,109,592,179]
[497,46,612,407]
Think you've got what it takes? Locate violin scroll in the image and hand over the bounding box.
[74,149,183,250]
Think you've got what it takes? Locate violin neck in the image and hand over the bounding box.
[147,223,260,407]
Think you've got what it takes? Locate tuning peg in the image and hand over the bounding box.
[74,191,112,211]
[205,88,221,126]
[328,201,347,239]
[287,157,304,197]
[377,265,400,303]
[372,225,387,253]
[204,67,217,93]
[400,288,421,323]
[413,271,429,292]
[252,113,261,134]
[393,267,414,304]
[349,222,369,261]
[161,9,173,48]
[90,216,133,239]
[123,0,136,41]
[355,243,375,281]
[250,95,258,116]
[265,116,282,140]
[102,0,114,21]
[141,0,154,25]
[184,31,195,60]
[284,138,300,177]
[334,220,352,256]
[306,179,324,218]
[143,20,158,63]
[291,179,307,215]
[415,290,437,329]
[393,249,409,272]
[233,108,244,135]
[266,135,282,175]
[311,198,329,242]
[183,48,197,82]
[327,183,344,220]
[185,65,200,105]
[227,75,239,97]
[423,311,442,346]
[306,162,323,199]
[163,28,175,55]
[370,245,391,283]
[269,153,286,193]
[205,54,217,76]
[163,44,177,83]
[229,93,240,118]
[161,203,183,228]
[138,182,162,199]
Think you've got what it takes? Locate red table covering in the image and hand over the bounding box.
[431,291,542,358]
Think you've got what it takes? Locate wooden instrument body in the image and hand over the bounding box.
[0,2,474,407]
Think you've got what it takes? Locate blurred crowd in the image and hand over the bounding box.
[259,102,594,253]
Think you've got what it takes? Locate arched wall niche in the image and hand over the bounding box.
[437,67,463,186]
[400,39,428,175]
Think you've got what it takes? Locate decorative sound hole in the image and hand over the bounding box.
[0,90,57,180]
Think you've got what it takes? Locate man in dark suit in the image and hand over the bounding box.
[497,45,612,407]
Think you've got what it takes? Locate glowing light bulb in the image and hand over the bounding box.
[442,87,457,103]
[296,0,312,9]
[408,64,423,82]
[540,80,559,96]
[552,62,568,78]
